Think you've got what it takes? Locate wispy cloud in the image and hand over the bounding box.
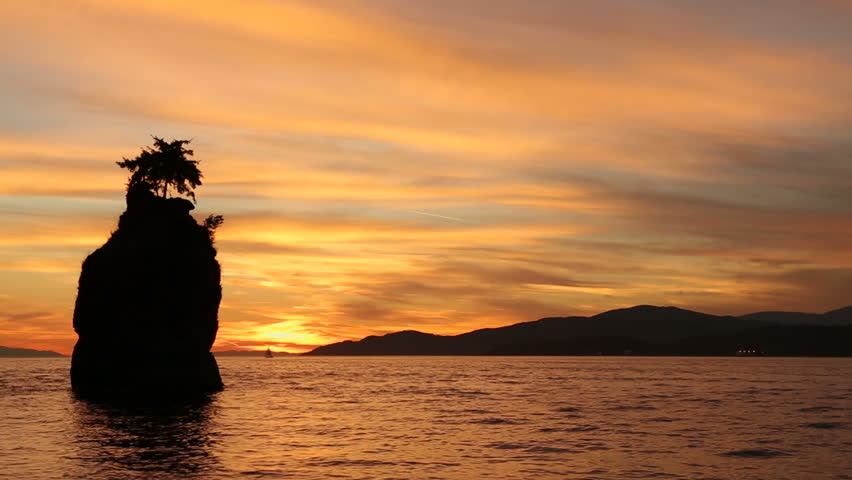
[1,0,851,353]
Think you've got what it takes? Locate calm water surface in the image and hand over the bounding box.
[1,357,850,479]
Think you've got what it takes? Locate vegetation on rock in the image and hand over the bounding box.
[117,136,203,203]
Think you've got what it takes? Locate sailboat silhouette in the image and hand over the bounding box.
[264,347,274,358]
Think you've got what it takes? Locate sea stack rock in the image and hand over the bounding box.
[71,184,223,396]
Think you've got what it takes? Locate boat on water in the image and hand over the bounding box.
[264,347,274,358]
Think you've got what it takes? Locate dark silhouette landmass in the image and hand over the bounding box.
[71,138,224,397]
[0,345,65,357]
[305,305,852,356]
[487,325,851,356]
[739,306,852,326]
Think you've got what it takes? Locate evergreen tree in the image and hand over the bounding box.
[117,136,203,203]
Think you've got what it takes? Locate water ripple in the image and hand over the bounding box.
[1,356,850,480]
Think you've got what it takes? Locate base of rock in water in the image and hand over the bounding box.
[71,344,223,398]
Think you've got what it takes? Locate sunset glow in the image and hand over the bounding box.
[1,0,851,354]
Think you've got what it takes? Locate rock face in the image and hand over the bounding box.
[71,186,223,396]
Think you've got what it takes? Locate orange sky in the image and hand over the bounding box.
[1,0,852,354]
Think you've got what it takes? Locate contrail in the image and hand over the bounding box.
[408,210,467,222]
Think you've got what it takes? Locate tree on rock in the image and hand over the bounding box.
[117,136,203,203]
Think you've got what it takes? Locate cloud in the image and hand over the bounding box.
[725,267,852,314]
[1,0,851,352]
[0,300,75,354]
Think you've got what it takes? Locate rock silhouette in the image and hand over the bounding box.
[71,156,224,397]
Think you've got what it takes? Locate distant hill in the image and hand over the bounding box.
[488,325,852,357]
[306,305,852,356]
[739,306,852,326]
[0,346,66,357]
[213,349,295,357]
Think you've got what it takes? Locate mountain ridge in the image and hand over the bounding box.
[0,346,66,357]
[305,304,852,356]
[740,305,852,325]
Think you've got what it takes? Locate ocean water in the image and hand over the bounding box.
[0,357,850,480]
